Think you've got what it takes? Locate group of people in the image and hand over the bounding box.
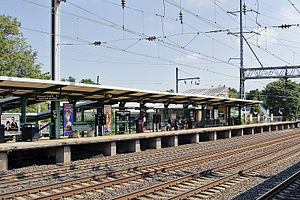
[5,116,18,131]
[166,117,192,131]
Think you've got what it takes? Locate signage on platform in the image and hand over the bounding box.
[1,114,21,136]
[63,103,73,136]
[104,105,112,134]
[37,94,60,101]
[116,110,130,117]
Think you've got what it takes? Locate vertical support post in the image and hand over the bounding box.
[209,131,217,141]
[227,106,231,126]
[72,102,77,123]
[81,108,85,121]
[21,97,28,126]
[104,142,116,156]
[20,97,28,141]
[51,0,63,81]
[156,137,161,149]
[128,140,140,152]
[183,104,189,119]
[0,105,2,116]
[96,100,103,136]
[174,135,178,146]
[0,152,8,171]
[51,100,61,139]
[201,105,206,128]
[56,146,71,163]
[191,133,199,143]
[239,0,245,99]
[176,67,179,93]
[238,106,242,125]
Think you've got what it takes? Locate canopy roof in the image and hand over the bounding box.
[0,76,260,111]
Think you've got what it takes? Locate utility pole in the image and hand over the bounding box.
[176,67,179,93]
[51,0,65,139]
[239,0,245,100]
[175,67,200,93]
[51,0,65,81]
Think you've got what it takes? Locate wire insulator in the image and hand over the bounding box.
[121,0,125,9]
[93,41,102,46]
[179,11,183,24]
[147,36,156,41]
[243,3,246,14]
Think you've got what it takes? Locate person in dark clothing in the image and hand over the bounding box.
[181,117,186,130]
[10,116,18,131]
[174,118,178,130]
[167,117,172,131]
[5,121,11,131]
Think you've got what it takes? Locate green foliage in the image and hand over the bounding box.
[228,87,239,98]
[262,79,300,120]
[61,76,76,82]
[246,89,263,101]
[80,78,96,84]
[166,89,174,93]
[6,102,49,113]
[0,15,49,79]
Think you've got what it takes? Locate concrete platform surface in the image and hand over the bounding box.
[0,121,296,152]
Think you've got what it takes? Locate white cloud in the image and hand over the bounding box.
[176,53,202,61]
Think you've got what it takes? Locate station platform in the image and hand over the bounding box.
[0,121,299,171]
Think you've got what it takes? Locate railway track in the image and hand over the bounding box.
[0,129,297,190]
[257,169,300,200]
[1,130,299,200]
[112,142,300,200]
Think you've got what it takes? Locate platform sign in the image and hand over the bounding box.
[37,94,60,101]
[63,103,73,136]
[1,114,21,136]
[104,105,112,134]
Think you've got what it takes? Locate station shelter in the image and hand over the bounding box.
[0,76,260,142]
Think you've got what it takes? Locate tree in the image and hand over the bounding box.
[246,89,263,101]
[262,79,300,120]
[0,15,49,79]
[80,78,96,85]
[61,76,76,82]
[228,87,239,98]
[165,89,174,93]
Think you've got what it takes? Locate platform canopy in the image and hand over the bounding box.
[0,76,260,111]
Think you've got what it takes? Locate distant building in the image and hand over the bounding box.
[183,88,229,98]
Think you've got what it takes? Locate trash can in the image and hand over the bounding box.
[22,124,40,141]
[136,119,143,133]
[0,125,5,143]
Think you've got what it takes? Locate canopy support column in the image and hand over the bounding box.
[20,97,28,141]
[96,100,103,136]
[238,106,242,125]
[201,105,206,128]
[51,101,61,139]
[228,106,232,126]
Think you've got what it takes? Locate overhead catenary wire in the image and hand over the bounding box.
[19,0,299,87]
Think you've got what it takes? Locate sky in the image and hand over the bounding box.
[1,0,300,93]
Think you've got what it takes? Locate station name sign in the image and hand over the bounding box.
[36,94,60,101]
[116,110,130,117]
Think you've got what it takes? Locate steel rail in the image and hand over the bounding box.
[0,130,296,189]
[257,169,300,200]
[110,141,300,200]
[1,132,298,199]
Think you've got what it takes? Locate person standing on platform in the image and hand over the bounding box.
[167,117,172,131]
[174,118,178,130]
[181,117,186,130]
